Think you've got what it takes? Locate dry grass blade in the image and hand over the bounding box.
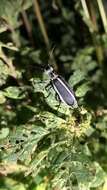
[97,0,107,33]
[81,0,90,19]
[33,0,50,48]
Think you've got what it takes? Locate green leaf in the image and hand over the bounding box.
[0,91,6,104]
[3,86,25,99]
[59,54,73,62]
[31,78,47,93]
[0,0,33,29]
[0,42,18,51]
[72,47,96,73]
[0,177,26,190]
[0,60,9,86]
[35,182,47,190]
[75,83,90,97]
[0,128,9,139]
[26,150,48,176]
[69,70,85,87]
[90,162,106,188]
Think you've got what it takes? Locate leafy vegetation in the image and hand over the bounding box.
[0,0,107,190]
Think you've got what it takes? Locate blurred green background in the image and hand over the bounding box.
[0,0,107,190]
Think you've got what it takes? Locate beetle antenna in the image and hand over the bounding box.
[48,45,56,62]
[48,45,57,70]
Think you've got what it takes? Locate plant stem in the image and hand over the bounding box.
[21,10,34,46]
[97,0,107,33]
[0,49,17,78]
[81,0,90,19]
[81,0,104,64]
[33,0,50,49]
[1,18,20,47]
[86,0,98,32]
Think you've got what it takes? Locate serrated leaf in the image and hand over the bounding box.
[31,78,47,93]
[31,77,70,114]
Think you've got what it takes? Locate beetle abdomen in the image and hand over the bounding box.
[52,76,77,107]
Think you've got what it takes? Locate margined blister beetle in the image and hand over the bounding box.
[45,65,78,108]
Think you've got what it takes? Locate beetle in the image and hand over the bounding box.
[45,65,78,108]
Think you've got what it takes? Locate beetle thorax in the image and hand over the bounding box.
[45,66,58,79]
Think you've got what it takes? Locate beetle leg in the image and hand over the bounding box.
[44,82,52,98]
[55,93,61,109]
[45,82,52,91]
[45,91,52,98]
[55,93,61,102]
